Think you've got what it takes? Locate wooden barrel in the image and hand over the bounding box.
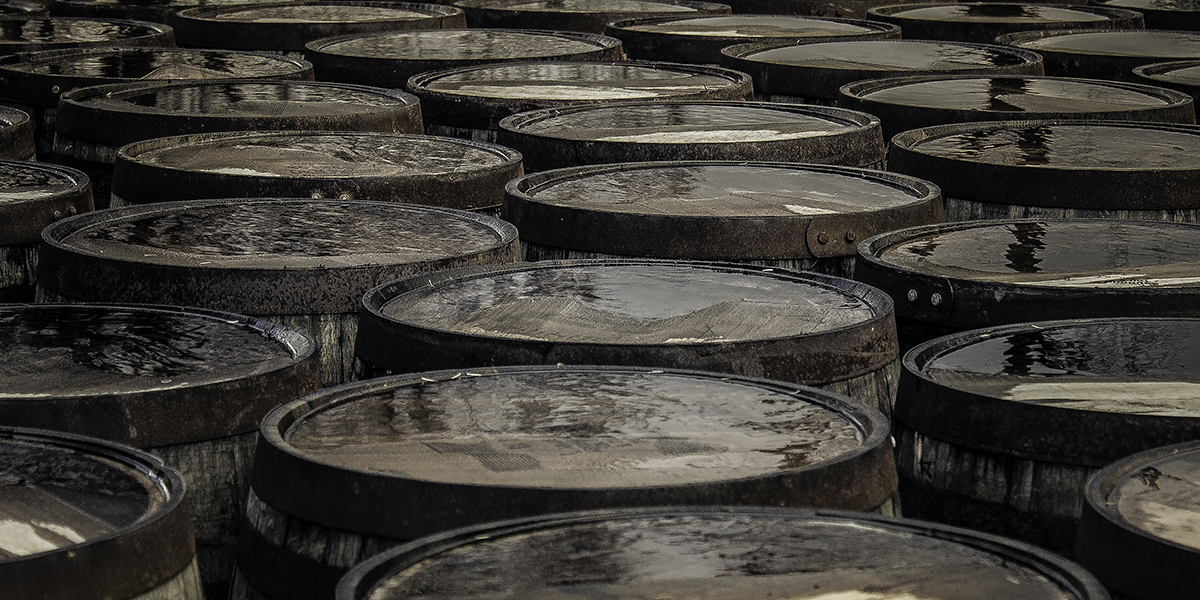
[173,1,466,57]
[0,104,34,160]
[407,60,754,143]
[504,161,943,277]
[713,0,934,19]
[839,75,1196,141]
[997,29,1200,81]
[1092,0,1200,31]
[496,101,887,172]
[866,3,1144,44]
[0,304,320,600]
[111,131,523,215]
[888,120,1200,222]
[49,79,423,207]
[1076,440,1200,599]
[1133,59,1200,102]
[604,14,900,64]
[337,506,1111,600]
[0,16,174,55]
[894,317,1200,557]
[0,160,91,302]
[48,0,294,28]
[0,47,313,158]
[355,259,900,416]
[36,198,521,387]
[234,366,899,600]
[450,0,732,33]
[854,219,1200,350]
[304,28,625,88]
[1,426,202,600]
[720,39,1044,105]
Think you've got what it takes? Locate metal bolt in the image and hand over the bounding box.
[845,231,857,243]
[931,293,943,306]
[68,206,77,216]
[817,232,829,244]
[51,85,60,94]
[906,289,918,303]
[52,210,62,220]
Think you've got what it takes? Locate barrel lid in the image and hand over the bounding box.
[496,101,886,170]
[1094,0,1200,12]
[505,161,941,259]
[1076,439,1200,598]
[0,16,173,53]
[999,28,1200,62]
[856,219,1200,327]
[0,160,91,244]
[337,507,1107,600]
[0,426,194,600]
[1134,59,1200,96]
[357,260,897,385]
[888,120,1200,209]
[407,60,753,130]
[839,74,1196,139]
[720,39,1044,98]
[0,105,33,160]
[47,0,295,26]
[866,3,1143,43]
[451,0,733,33]
[39,199,519,313]
[251,366,895,539]
[112,131,523,211]
[898,317,1200,466]
[54,79,422,145]
[173,1,466,52]
[0,47,313,106]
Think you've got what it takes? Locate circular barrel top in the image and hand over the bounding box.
[0,47,313,108]
[303,28,623,87]
[53,79,423,147]
[173,1,466,52]
[251,366,896,539]
[504,161,942,260]
[450,0,732,33]
[0,160,91,245]
[47,0,294,27]
[0,105,33,160]
[112,131,523,211]
[1134,59,1200,99]
[0,16,173,54]
[899,317,1200,466]
[720,39,1044,99]
[1077,440,1200,599]
[998,29,1200,80]
[0,427,193,600]
[497,101,886,170]
[37,199,520,313]
[605,14,900,63]
[1093,0,1200,30]
[856,219,1200,329]
[866,3,1144,44]
[0,304,318,446]
[356,260,897,385]
[408,60,754,130]
[840,74,1196,139]
[337,507,1108,600]
[888,120,1200,210]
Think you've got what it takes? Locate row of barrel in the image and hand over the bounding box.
[3,2,1200,600]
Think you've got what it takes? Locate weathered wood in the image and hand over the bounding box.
[452,0,732,33]
[523,244,860,278]
[0,243,36,301]
[997,28,1200,81]
[945,196,1200,222]
[134,559,205,600]
[866,3,1144,45]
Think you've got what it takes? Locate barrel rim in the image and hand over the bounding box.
[0,158,92,244]
[1133,58,1200,85]
[719,36,1046,63]
[450,0,733,11]
[174,0,464,21]
[840,72,1195,108]
[605,11,903,35]
[303,26,624,57]
[867,1,1145,19]
[996,26,1200,53]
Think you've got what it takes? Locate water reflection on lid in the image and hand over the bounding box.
[479,0,697,13]
[626,15,876,36]
[421,62,737,100]
[317,29,601,59]
[202,4,431,22]
[860,77,1171,111]
[1017,30,1200,58]
[5,49,302,78]
[741,40,1028,69]
[887,4,1110,22]
[0,161,76,200]
[1111,446,1200,550]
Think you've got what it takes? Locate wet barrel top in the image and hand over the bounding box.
[303,28,624,87]
[1134,59,1200,99]
[0,16,173,54]
[720,39,1043,99]
[0,427,193,600]
[53,79,423,146]
[839,75,1196,139]
[504,161,942,260]
[0,47,313,107]
[899,318,1200,466]
[357,260,897,385]
[0,105,32,160]
[0,304,316,446]
[605,14,900,63]
[251,367,895,539]
[173,1,467,52]
[1093,0,1200,30]
[888,120,1200,210]
[451,0,733,33]
[408,60,753,130]
[856,219,1200,328]
[338,507,1107,600]
[866,3,1144,44]
[37,199,520,314]
[45,0,295,27]
[998,29,1200,80]
[496,100,886,170]
[0,160,90,245]
[112,131,523,212]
